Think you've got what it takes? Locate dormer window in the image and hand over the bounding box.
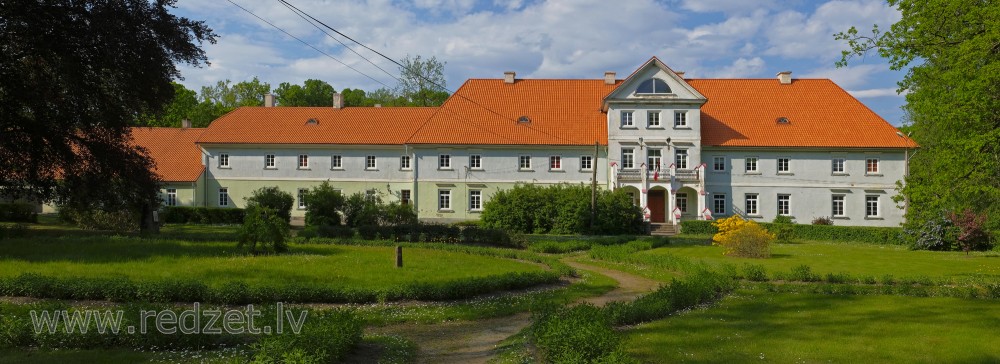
[636,78,671,94]
[777,117,790,124]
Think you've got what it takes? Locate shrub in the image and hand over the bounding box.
[244,186,294,224]
[532,304,631,364]
[316,224,354,239]
[481,183,643,235]
[949,209,992,253]
[160,206,244,224]
[907,212,956,251]
[772,215,794,224]
[0,203,38,223]
[303,182,344,226]
[251,310,363,364]
[712,217,770,258]
[681,220,717,235]
[59,207,138,232]
[341,192,382,228]
[357,225,379,240]
[381,202,417,226]
[238,206,289,254]
[742,264,768,281]
[0,224,29,239]
[812,216,834,225]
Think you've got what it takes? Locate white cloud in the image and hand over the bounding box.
[763,0,900,61]
[849,88,904,98]
[800,64,883,89]
[711,57,766,78]
[679,0,779,14]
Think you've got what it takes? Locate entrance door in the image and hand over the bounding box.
[648,190,665,223]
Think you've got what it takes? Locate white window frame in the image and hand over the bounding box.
[866,158,880,175]
[866,195,880,218]
[298,154,309,169]
[777,194,790,216]
[469,154,483,170]
[438,154,452,170]
[622,148,635,169]
[400,155,411,170]
[713,156,726,171]
[647,111,661,128]
[675,149,689,169]
[777,158,790,174]
[365,189,377,202]
[832,195,846,217]
[438,189,452,211]
[713,194,726,215]
[676,193,688,213]
[647,148,662,171]
[400,190,411,205]
[519,155,532,170]
[580,155,593,171]
[366,155,377,170]
[745,193,759,216]
[264,154,276,169]
[165,188,177,207]
[469,190,482,211]
[331,155,343,170]
[218,153,230,168]
[218,188,229,207]
[297,188,308,210]
[674,111,688,127]
[745,157,759,173]
[832,158,846,174]
[621,111,635,128]
[549,155,562,171]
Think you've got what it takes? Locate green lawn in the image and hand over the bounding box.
[626,290,1000,363]
[647,235,1000,280]
[0,236,544,291]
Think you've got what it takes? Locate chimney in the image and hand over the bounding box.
[604,71,616,85]
[332,92,343,109]
[374,104,382,108]
[504,71,516,84]
[675,71,685,79]
[263,93,275,107]
[181,119,192,128]
[777,71,792,84]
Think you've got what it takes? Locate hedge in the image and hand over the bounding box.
[0,203,37,223]
[161,206,245,224]
[306,223,519,248]
[681,220,905,245]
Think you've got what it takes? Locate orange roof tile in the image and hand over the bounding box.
[131,127,206,182]
[689,79,917,148]
[198,107,438,145]
[406,79,619,145]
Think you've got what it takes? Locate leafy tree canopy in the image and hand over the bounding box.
[837,0,1000,233]
[274,79,336,107]
[398,54,450,107]
[0,0,215,229]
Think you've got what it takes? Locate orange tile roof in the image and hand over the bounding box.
[689,79,917,148]
[198,107,438,145]
[131,127,206,182]
[406,79,619,145]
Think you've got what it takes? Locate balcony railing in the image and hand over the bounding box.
[616,168,700,182]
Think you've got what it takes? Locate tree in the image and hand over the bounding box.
[340,88,368,107]
[398,55,450,106]
[238,205,289,255]
[0,0,216,232]
[274,79,336,106]
[366,87,405,107]
[245,186,294,224]
[136,82,199,127]
[199,77,271,109]
[836,0,1000,234]
[303,182,345,226]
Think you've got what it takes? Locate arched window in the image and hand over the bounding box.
[636,78,671,94]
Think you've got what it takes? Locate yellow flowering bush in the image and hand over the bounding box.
[712,216,774,258]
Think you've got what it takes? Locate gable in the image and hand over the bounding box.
[605,57,706,104]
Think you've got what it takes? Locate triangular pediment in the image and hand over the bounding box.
[604,57,706,108]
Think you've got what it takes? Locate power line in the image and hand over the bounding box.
[225,0,394,90]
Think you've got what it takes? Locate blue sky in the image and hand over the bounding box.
[174,0,908,125]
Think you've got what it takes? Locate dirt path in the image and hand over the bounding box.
[363,258,660,364]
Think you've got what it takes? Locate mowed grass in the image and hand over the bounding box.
[626,290,1000,363]
[646,235,1000,280]
[0,237,544,290]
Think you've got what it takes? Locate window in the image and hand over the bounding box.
[366,155,377,170]
[745,194,759,215]
[636,78,671,94]
[745,157,759,173]
[165,188,177,207]
[400,155,411,170]
[331,155,343,169]
[675,149,689,169]
[777,158,790,173]
[713,194,726,215]
[549,155,562,170]
[713,156,726,171]
[621,111,634,127]
[866,195,880,217]
[438,154,451,169]
[298,154,309,169]
[580,155,593,171]
[469,190,482,211]
[219,153,229,168]
[676,193,688,213]
[265,154,276,169]
[622,148,635,169]
[519,155,532,170]
[647,149,662,171]
[365,189,377,202]
[218,188,229,207]
[832,158,845,174]
[832,195,845,217]
[438,190,451,210]
[674,111,688,127]
[647,111,661,127]
[470,155,482,169]
[297,188,308,209]
[400,190,411,205]
[777,194,790,216]
[866,158,880,174]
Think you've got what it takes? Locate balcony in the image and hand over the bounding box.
[616,168,701,182]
